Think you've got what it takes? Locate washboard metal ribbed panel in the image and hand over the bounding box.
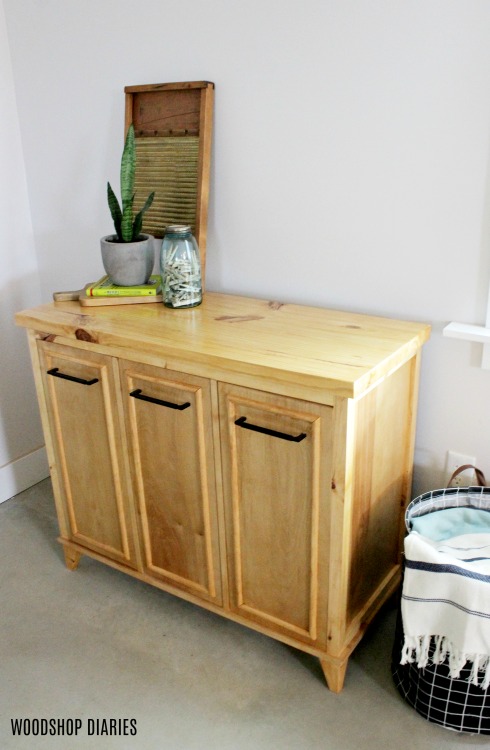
[124,81,214,282]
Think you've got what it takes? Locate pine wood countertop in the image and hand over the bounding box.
[16,292,431,400]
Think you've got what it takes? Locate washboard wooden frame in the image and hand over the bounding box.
[124,81,214,283]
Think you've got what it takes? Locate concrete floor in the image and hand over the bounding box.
[1,479,487,749]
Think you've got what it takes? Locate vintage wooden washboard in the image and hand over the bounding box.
[124,81,214,282]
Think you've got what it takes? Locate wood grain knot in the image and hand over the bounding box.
[75,328,97,343]
[268,301,285,310]
[215,315,264,323]
[331,479,336,490]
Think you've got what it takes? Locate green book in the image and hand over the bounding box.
[86,275,162,297]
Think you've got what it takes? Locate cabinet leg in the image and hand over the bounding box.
[63,546,82,571]
[319,657,348,693]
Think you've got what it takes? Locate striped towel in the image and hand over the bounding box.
[400,507,490,689]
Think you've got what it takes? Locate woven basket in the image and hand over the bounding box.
[392,476,490,734]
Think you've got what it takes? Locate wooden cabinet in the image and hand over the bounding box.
[16,292,430,692]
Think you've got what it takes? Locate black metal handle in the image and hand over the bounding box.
[47,367,98,386]
[234,416,307,442]
[130,389,191,411]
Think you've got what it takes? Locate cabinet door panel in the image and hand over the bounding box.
[37,342,137,567]
[120,361,221,604]
[219,384,332,645]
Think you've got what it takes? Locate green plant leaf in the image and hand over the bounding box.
[132,191,155,240]
[107,182,122,241]
[120,124,135,208]
[121,199,134,242]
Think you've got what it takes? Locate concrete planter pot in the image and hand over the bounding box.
[101,234,155,286]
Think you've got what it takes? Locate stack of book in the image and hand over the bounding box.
[79,275,163,306]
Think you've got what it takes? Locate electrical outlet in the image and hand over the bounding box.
[445,451,477,487]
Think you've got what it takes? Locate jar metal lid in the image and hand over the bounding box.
[165,224,192,235]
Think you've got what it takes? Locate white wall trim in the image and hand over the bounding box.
[443,321,490,369]
[0,446,49,504]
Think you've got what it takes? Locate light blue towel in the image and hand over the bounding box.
[411,507,490,541]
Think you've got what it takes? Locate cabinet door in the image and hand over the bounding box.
[37,342,138,568]
[119,361,222,605]
[219,383,332,646]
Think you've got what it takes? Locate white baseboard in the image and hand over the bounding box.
[0,446,50,504]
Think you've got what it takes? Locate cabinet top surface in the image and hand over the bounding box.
[16,292,430,398]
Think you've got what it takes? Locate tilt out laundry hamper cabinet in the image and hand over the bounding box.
[16,293,430,692]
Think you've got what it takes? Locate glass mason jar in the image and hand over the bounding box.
[160,225,202,308]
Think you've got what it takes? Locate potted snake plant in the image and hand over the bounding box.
[101,123,155,286]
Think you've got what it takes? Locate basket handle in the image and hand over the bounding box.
[447,464,486,487]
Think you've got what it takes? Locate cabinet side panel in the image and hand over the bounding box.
[347,358,415,621]
[26,332,70,538]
